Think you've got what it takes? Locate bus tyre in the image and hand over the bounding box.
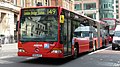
[73,45,78,59]
[112,46,115,50]
[103,40,107,48]
[104,40,107,47]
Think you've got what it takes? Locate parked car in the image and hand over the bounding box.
[112,25,120,50]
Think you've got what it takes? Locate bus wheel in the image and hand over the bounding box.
[73,45,78,59]
[112,46,115,50]
[112,44,115,50]
[104,40,107,47]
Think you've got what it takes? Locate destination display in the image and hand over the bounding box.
[23,8,57,16]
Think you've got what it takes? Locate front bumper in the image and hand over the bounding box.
[112,42,120,47]
[18,52,64,58]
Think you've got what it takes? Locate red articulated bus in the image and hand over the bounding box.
[99,21,109,47]
[101,18,119,43]
[17,6,109,58]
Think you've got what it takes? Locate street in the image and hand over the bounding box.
[0,44,120,67]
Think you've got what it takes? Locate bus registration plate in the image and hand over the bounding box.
[32,54,42,57]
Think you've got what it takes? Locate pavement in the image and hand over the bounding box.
[0,43,18,57]
[0,43,17,50]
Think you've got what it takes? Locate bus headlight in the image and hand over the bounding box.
[51,50,62,53]
[18,48,25,52]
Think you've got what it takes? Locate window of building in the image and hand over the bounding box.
[103,4,105,8]
[116,10,119,13]
[10,0,17,5]
[103,3,113,8]
[112,6,114,9]
[112,0,114,3]
[116,15,119,18]
[103,13,113,18]
[74,4,82,10]
[84,3,96,10]
[116,5,119,8]
[26,0,28,7]
[21,0,25,7]
[100,5,102,8]
[85,13,96,19]
[116,0,118,3]
[103,3,108,8]
[31,0,36,6]
[108,4,112,8]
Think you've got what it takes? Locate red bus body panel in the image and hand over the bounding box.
[74,37,90,53]
[18,41,64,58]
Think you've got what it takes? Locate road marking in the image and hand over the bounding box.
[110,59,113,61]
[100,59,103,61]
[88,46,112,55]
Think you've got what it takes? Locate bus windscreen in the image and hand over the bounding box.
[20,8,58,42]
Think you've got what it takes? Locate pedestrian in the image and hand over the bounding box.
[4,36,9,44]
[0,39,2,47]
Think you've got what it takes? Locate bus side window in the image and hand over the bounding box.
[60,24,64,44]
[89,32,93,38]
[63,35,67,41]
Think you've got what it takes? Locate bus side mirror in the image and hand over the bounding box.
[60,15,64,23]
[60,41,63,44]
[16,21,18,31]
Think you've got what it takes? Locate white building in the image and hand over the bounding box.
[0,2,20,43]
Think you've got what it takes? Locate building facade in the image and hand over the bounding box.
[99,0,114,19]
[74,0,99,20]
[115,0,120,19]
[50,0,74,11]
[11,0,74,11]
[74,0,117,20]
[0,0,20,43]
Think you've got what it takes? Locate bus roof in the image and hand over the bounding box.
[74,26,96,32]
